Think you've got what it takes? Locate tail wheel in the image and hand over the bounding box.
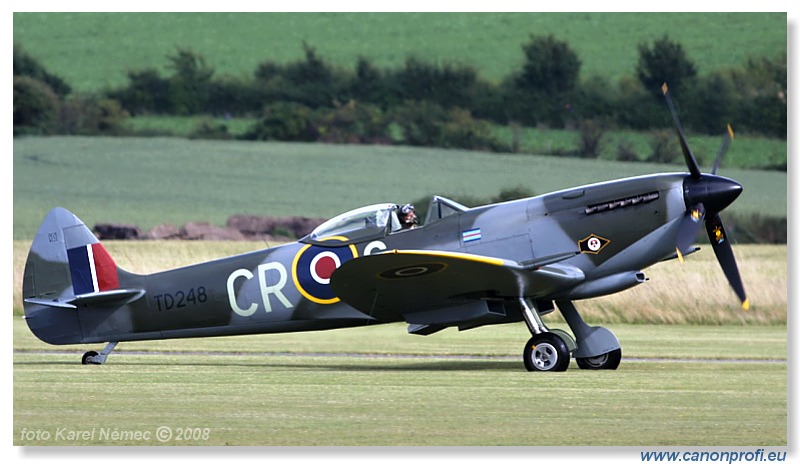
[576,349,622,370]
[523,333,570,372]
[81,351,99,365]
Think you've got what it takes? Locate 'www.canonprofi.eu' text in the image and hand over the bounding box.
[641,449,786,463]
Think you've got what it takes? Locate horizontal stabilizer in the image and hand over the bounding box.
[71,288,145,306]
[24,298,78,310]
[25,288,145,310]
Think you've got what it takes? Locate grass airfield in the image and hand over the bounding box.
[11,11,788,450]
[12,241,788,446]
[13,318,786,446]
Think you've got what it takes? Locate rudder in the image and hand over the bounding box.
[22,208,142,344]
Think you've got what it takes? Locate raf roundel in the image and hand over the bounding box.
[292,240,358,304]
[379,262,447,279]
[309,251,340,284]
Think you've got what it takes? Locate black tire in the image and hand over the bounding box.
[576,348,622,370]
[523,333,570,372]
[81,351,99,365]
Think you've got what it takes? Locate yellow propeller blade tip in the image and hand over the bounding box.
[675,247,684,264]
[742,298,750,311]
[727,123,735,139]
[661,83,669,95]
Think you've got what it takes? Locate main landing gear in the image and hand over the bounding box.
[523,333,571,372]
[519,299,621,372]
[81,341,118,365]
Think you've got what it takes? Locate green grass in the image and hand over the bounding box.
[13,355,787,446]
[13,13,786,92]
[12,137,786,240]
[13,318,787,446]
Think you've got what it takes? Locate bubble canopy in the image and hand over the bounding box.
[302,203,401,245]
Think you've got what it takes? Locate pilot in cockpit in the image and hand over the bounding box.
[398,203,419,230]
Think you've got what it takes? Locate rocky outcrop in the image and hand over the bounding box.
[93,223,143,240]
[226,215,326,239]
[180,222,246,241]
[147,224,181,240]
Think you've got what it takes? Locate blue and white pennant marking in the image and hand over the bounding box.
[461,228,482,243]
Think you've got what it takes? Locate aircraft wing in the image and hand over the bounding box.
[330,250,584,323]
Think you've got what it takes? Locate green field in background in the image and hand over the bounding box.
[13,12,786,92]
[13,136,786,240]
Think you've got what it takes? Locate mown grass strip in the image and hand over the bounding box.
[13,351,786,446]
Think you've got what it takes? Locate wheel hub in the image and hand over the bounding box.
[532,343,558,371]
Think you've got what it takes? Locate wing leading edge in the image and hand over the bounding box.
[329,250,584,325]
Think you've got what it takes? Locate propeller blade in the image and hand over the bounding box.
[711,124,735,175]
[675,203,706,262]
[661,83,702,179]
[705,213,749,309]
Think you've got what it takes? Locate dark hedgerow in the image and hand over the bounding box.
[13,76,61,136]
[13,39,787,149]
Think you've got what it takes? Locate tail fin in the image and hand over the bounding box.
[22,208,143,344]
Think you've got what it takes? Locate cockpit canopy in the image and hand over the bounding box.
[299,196,469,247]
[302,203,401,245]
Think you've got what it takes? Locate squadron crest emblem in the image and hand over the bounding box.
[578,234,610,254]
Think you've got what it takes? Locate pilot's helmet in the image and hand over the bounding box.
[399,204,418,227]
[399,203,416,215]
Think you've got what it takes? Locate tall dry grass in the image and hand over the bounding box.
[570,244,787,325]
[12,241,786,325]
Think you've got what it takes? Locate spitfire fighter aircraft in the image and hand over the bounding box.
[22,85,748,371]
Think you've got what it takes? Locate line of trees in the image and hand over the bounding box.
[14,35,786,148]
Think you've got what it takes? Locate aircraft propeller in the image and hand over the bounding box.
[661,83,749,310]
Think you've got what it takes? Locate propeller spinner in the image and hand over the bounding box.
[661,83,749,310]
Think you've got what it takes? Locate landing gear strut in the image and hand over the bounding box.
[81,342,118,365]
[519,299,572,372]
[556,300,621,370]
[519,299,622,372]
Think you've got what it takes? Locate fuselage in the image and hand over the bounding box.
[26,172,695,345]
